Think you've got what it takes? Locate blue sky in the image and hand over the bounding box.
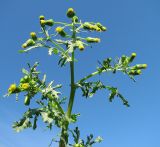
[0,0,160,147]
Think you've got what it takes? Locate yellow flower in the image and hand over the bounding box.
[21,83,30,90]
[40,20,46,26]
[22,43,27,48]
[39,15,45,20]
[55,27,63,33]
[8,84,17,93]
[30,32,37,40]
[55,27,66,37]
[79,44,84,51]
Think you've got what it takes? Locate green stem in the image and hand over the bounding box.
[78,67,128,83]
[59,22,76,147]
[67,52,76,118]
[78,69,109,83]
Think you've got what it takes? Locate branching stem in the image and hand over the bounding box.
[59,22,77,147]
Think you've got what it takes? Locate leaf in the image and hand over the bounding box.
[69,113,80,123]
[22,68,29,75]
[19,45,41,53]
[48,48,59,55]
[41,112,53,124]
[42,74,46,84]
[19,50,25,53]
[52,48,59,54]
[13,118,32,132]
[67,42,75,53]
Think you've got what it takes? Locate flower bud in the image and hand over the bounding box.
[95,26,101,31]
[8,84,17,94]
[67,8,75,18]
[72,16,79,22]
[40,20,46,27]
[40,19,54,27]
[129,53,136,62]
[30,32,37,40]
[55,27,66,37]
[24,96,30,106]
[121,55,126,63]
[96,22,107,31]
[129,69,141,75]
[101,26,107,31]
[21,83,30,90]
[83,22,92,30]
[79,45,84,51]
[91,25,101,31]
[22,39,35,48]
[132,64,147,70]
[22,43,27,48]
[73,144,83,147]
[45,19,54,26]
[39,15,45,20]
[86,37,100,43]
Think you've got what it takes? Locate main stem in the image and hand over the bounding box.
[59,22,76,147]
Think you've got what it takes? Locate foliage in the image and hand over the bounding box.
[5,8,147,147]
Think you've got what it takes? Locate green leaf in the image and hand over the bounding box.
[13,118,32,132]
[22,68,29,75]
[19,50,25,53]
[52,48,59,54]
[69,113,80,123]
[48,48,59,55]
[41,112,53,124]
[19,45,41,53]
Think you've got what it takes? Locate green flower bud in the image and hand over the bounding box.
[45,19,54,26]
[40,20,46,27]
[83,22,101,31]
[96,22,107,31]
[20,78,25,83]
[129,69,141,75]
[67,8,75,18]
[129,53,136,62]
[72,16,79,22]
[21,83,30,90]
[30,80,36,85]
[24,96,30,106]
[22,39,35,48]
[8,84,17,94]
[40,19,54,27]
[101,26,107,31]
[83,22,91,30]
[30,32,37,40]
[73,144,83,147]
[55,27,66,37]
[121,55,127,63]
[86,37,100,43]
[90,25,101,31]
[24,75,29,81]
[95,26,101,31]
[8,84,21,94]
[79,44,84,51]
[132,64,147,70]
[76,41,85,51]
[39,15,45,20]
[33,117,37,130]
[20,76,30,83]
[22,43,27,48]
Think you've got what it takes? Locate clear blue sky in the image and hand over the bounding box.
[0,0,160,147]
